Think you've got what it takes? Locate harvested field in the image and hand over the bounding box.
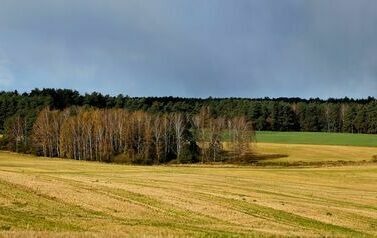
[0,151,376,237]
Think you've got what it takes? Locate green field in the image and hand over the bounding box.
[256,131,377,147]
[0,151,376,237]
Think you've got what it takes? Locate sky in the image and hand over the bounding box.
[0,0,376,98]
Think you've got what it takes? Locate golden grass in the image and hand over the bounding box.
[255,143,377,163]
[0,150,376,237]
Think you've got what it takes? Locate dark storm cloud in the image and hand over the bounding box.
[0,0,376,98]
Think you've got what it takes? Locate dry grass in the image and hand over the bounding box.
[255,143,377,163]
[0,150,376,237]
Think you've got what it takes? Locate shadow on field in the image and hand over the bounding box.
[224,151,289,164]
[251,153,289,160]
[225,152,377,167]
[372,155,377,162]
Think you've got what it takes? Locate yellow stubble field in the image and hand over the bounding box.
[0,144,376,237]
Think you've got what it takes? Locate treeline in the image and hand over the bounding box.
[3,107,254,164]
[1,89,377,136]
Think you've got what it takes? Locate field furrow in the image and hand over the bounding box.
[0,150,376,237]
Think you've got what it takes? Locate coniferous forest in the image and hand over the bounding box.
[1,88,377,163]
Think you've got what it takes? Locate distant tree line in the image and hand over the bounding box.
[0,88,376,139]
[2,106,254,164]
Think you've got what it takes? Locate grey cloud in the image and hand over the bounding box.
[0,0,376,98]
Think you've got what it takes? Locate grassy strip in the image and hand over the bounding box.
[48,175,266,237]
[194,192,374,238]
[255,131,377,147]
[0,180,92,232]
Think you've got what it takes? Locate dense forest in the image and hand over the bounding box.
[1,88,376,134]
[0,88,376,163]
[3,106,253,164]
